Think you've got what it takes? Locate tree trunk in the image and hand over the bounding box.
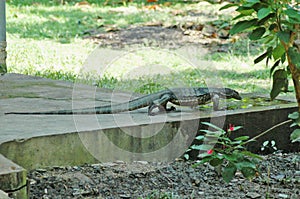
[0,0,7,74]
[282,27,300,112]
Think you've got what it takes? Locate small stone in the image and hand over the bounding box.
[36,168,47,173]
[198,191,205,195]
[119,194,131,198]
[278,193,289,198]
[271,174,285,180]
[246,192,261,199]
[135,161,148,165]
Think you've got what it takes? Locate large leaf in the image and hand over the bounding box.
[257,7,272,20]
[249,27,265,40]
[270,69,288,100]
[288,47,300,69]
[269,60,281,77]
[201,122,224,132]
[209,157,223,167]
[285,8,300,23]
[241,167,257,180]
[235,160,257,170]
[277,31,290,43]
[257,13,275,26]
[223,154,238,162]
[219,3,239,11]
[222,163,237,183]
[230,19,258,35]
[272,43,285,60]
[288,112,299,120]
[236,6,255,15]
[254,47,272,64]
[290,129,300,143]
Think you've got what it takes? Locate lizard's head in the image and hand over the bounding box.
[224,88,242,100]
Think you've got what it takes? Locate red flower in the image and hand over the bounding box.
[207,149,213,155]
[228,124,234,132]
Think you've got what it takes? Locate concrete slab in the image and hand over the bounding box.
[0,73,299,171]
[0,190,12,199]
[0,154,27,199]
[0,73,212,144]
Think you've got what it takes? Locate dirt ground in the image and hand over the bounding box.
[28,153,299,199]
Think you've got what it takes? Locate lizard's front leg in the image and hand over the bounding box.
[212,94,220,111]
[148,94,175,115]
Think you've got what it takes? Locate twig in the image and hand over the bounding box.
[244,119,293,144]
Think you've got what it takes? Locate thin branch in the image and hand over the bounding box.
[244,119,293,144]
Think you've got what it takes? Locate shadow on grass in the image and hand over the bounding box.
[7,4,158,43]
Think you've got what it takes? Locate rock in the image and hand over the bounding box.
[278,193,289,198]
[246,192,261,198]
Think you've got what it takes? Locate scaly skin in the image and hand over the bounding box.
[5,87,242,115]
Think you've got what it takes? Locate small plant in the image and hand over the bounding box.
[288,111,300,143]
[191,122,263,183]
[261,140,277,152]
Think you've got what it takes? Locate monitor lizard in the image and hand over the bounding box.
[5,87,242,116]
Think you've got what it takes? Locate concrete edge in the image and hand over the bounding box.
[0,154,28,199]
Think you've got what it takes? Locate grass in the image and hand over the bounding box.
[5,1,295,98]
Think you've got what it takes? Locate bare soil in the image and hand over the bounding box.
[28,153,299,199]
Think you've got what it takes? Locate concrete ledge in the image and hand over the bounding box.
[0,190,12,199]
[0,154,27,199]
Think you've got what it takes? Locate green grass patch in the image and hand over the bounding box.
[5,1,294,99]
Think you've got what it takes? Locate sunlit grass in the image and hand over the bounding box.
[5,1,295,99]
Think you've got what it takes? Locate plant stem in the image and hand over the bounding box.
[244,120,293,144]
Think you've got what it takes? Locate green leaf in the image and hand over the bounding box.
[272,44,285,60]
[229,19,258,35]
[241,167,257,180]
[270,60,281,77]
[257,7,271,20]
[285,8,300,23]
[243,0,260,7]
[191,144,213,151]
[232,13,247,21]
[257,13,275,25]
[240,151,263,160]
[234,136,250,141]
[249,27,265,40]
[201,122,224,132]
[277,31,290,43]
[219,3,239,11]
[235,160,257,170]
[184,154,189,160]
[288,47,300,69]
[290,129,300,143]
[210,158,223,167]
[270,69,288,100]
[232,126,243,131]
[288,112,299,120]
[236,6,255,15]
[195,135,205,140]
[222,163,237,183]
[223,154,238,162]
[254,47,272,64]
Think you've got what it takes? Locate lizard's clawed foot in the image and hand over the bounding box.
[148,105,176,116]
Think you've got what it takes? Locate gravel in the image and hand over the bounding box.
[28,153,299,199]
